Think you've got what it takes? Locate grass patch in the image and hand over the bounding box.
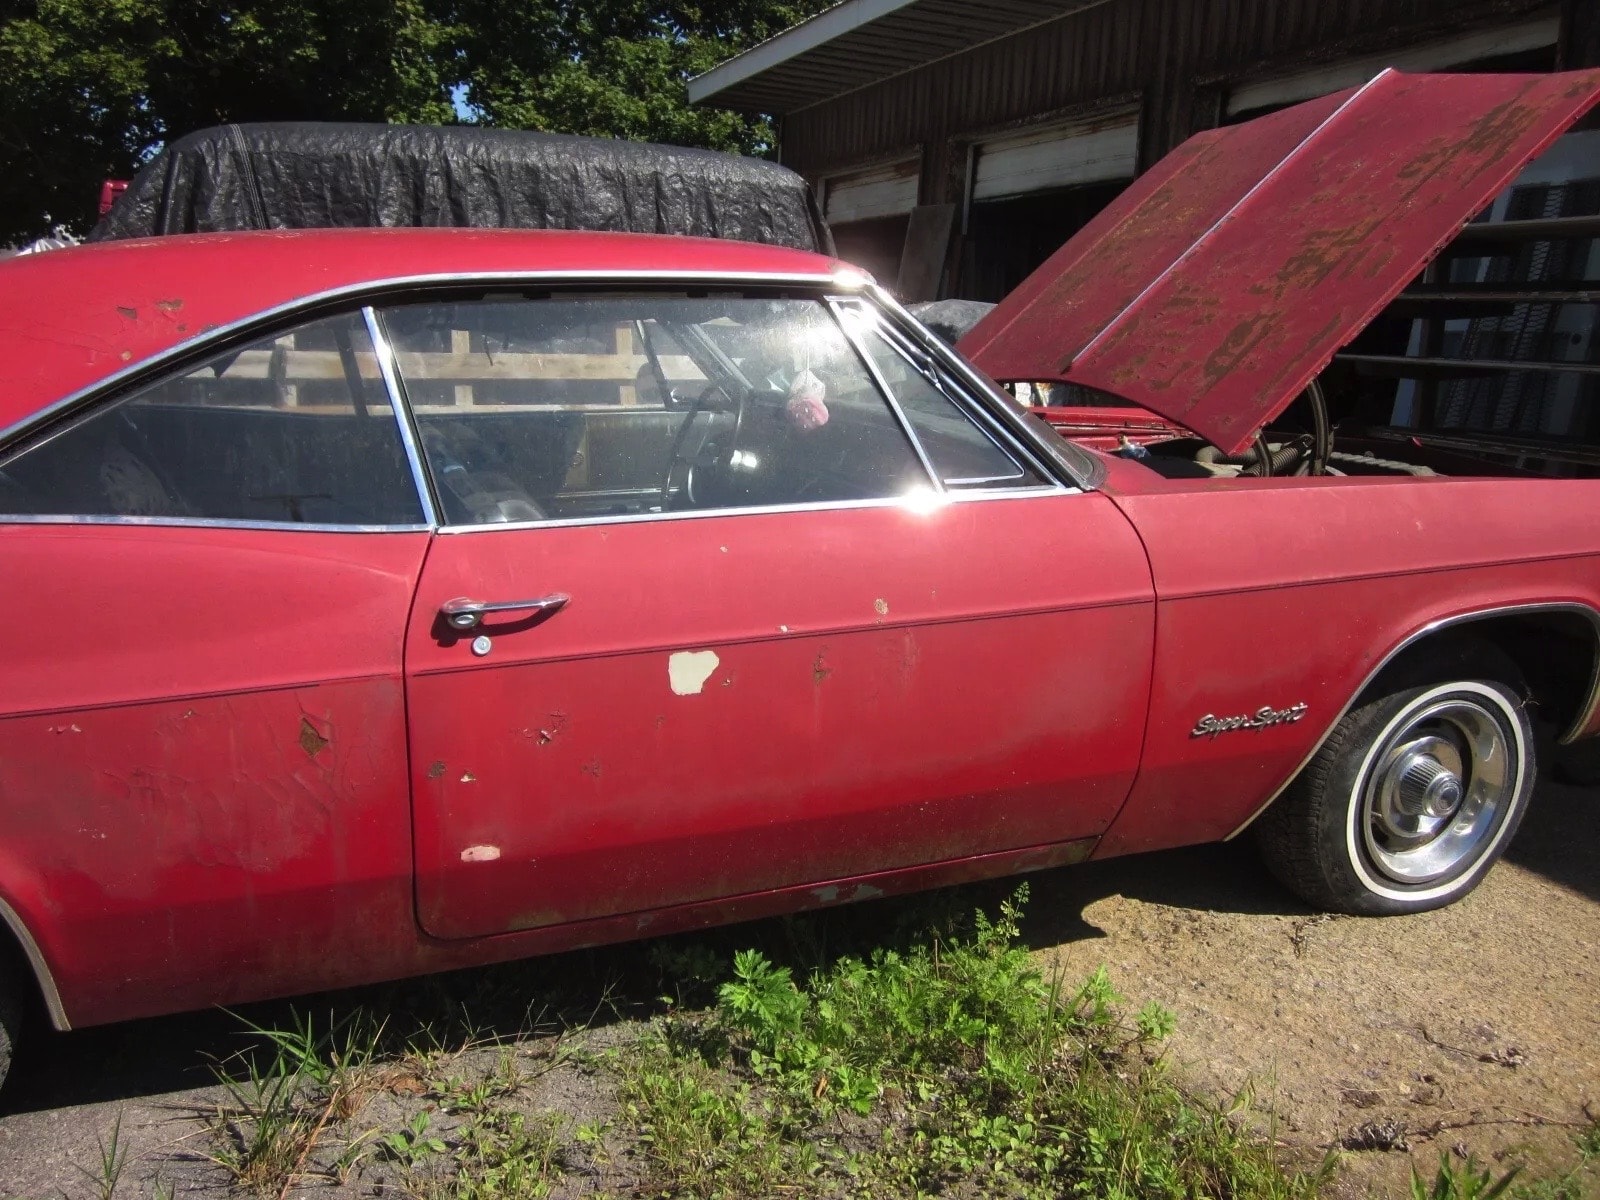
[620,885,1333,1199]
[187,888,1599,1200]
[204,1008,387,1195]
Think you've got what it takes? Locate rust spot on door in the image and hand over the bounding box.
[298,717,329,757]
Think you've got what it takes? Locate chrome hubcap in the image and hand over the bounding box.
[1360,696,1516,886]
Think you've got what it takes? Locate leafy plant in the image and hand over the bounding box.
[381,1110,447,1167]
[622,885,1330,1200]
[1136,999,1179,1043]
[421,1109,567,1200]
[1412,1153,1521,1200]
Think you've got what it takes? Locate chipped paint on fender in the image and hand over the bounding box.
[460,845,502,863]
[668,650,719,696]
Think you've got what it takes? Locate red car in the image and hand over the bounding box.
[0,68,1597,1083]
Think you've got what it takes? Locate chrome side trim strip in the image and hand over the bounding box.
[363,306,441,528]
[433,486,1078,535]
[0,897,69,1030]
[0,514,430,534]
[1224,600,1600,840]
[1561,608,1600,746]
[0,269,847,449]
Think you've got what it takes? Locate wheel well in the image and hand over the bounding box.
[1387,609,1600,743]
[0,900,67,1031]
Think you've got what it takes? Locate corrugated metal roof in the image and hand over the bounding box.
[687,0,1104,114]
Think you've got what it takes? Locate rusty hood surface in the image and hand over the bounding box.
[959,69,1600,455]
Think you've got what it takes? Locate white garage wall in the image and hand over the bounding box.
[822,158,920,224]
[1226,15,1559,117]
[972,112,1139,202]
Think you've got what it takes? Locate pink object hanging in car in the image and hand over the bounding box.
[785,368,829,430]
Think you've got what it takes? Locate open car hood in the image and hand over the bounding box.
[959,69,1600,455]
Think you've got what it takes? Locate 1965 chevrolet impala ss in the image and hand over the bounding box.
[0,67,1598,1081]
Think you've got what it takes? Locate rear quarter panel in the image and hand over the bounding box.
[1095,460,1600,858]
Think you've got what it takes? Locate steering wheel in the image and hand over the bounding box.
[660,383,748,510]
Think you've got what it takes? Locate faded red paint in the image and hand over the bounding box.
[3,104,1600,1033]
[962,69,1600,455]
[0,524,428,1026]
[407,496,1152,939]
[0,229,842,435]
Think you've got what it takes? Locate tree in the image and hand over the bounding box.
[0,0,829,243]
[447,1,827,152]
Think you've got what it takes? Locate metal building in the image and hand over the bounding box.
[691,0,1600,472]
[691,0,1599,302]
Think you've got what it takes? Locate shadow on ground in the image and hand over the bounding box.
[2,778,1592,1121]
[1504,777,1599,903]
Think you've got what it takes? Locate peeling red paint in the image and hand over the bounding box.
[963,68,1600,455]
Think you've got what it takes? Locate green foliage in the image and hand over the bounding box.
[0,0,832,242]
[717,887,1075,1117]
[205,1008,386,1194]
[383,1110,449,1167]
[622,885,1333,1200]
[1505,1116,1600,1200]
[620,1039,817,1198]
[431,1110,566,1199]
[1412,1154,1521,1200]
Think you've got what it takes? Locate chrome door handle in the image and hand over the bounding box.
[440,593,570,630]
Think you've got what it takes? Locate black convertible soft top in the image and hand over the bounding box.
[91,122,833,254]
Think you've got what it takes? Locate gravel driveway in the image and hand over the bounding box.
[0,777,1593,1198]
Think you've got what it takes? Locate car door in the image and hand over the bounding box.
[0,309,430,1027]
[385,287,1154,940]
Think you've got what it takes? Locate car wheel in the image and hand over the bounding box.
[0,961,20,1091]
[1255,640,1535,915]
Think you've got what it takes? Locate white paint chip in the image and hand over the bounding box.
[669,649,720,696]
[460,845,501,863]
[874,598,889,616]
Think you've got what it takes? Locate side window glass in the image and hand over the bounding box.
[841,305,1042,489]
[0,313,423,525]
[378,295,932,525]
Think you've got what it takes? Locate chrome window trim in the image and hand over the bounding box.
[825,296,944,494]
[0,310,431,532]
[0,514,432,533]
[0,896,69,1030]
[864,282,1105,491]
[1225,600,1600,841]
[363,306,441,527]
[943,484,1069,502]
[0,269,847,450]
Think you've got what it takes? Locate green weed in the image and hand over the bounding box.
[381,1110,448,1167]
[75,1111,128,1200]
[1504,1115,1600,1200]
[619,884,1333,1200]
[205,1007,386,1196]
[1412,1153,1521,1200]
[422,1109,567,1199]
